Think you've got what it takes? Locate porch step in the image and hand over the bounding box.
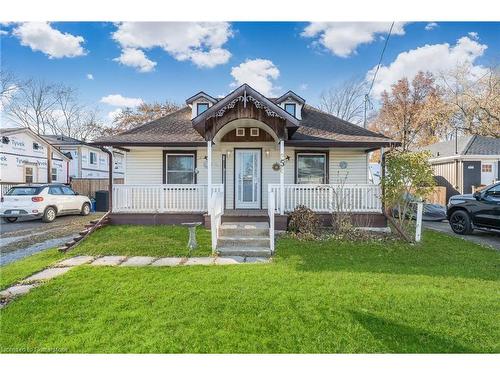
[218,236,270,248]
[217,247,272,257]
[216,221,272,257]
[219,222,269,237]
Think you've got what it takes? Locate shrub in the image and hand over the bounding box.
[288,205,321,238]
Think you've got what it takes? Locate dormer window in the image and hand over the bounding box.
[284,103,296,117]
[197,103,209,116]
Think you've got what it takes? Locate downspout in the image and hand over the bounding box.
[100,147,113,213]
[47,144,52,183]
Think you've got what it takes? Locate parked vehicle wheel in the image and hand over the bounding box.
[42,207,57,223]
[449,210,473,235]
[3,217,18,223]
[80,202,91,216]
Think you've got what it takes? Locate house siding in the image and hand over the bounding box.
[124,145,371,209]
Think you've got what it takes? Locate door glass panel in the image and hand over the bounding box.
[242,153,253,202]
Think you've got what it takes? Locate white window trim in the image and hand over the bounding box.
[296,152,328,184]
[250,128,259,137]
[51,167,58,181]
[165,153,196,184]
[236,128,245,137]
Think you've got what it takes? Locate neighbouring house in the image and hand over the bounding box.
[421,135,500,201]
[93,84,399,255]
[42,135,125,181]
[0,127,70,195]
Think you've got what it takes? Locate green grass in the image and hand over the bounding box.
[73,225,212,257]
[0,249,68,290]
[0,229,499,353]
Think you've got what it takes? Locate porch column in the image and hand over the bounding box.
[207,140,212,213]
[280,140,285,215]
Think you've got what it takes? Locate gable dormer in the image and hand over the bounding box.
[275,91,305,120]
[186,91,218,119]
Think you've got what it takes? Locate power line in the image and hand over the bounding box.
[364,21,395,128]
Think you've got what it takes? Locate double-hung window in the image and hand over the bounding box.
[51,167,58,181]
[166,154,195,184]
[296,153,327,184]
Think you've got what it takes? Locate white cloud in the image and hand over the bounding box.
[100,94,143,107]
[107,108,123,121]
[86,73,94,80]
[468,31,479,40]
[301,22,407,58]
[230,59,280,96]
[112,22,233,69]
[425,22,438,31]
[113,47,157,73]
[12,22,86,59]
[299,83,308,91]
[0,30,8,36]
[366,36,488,99]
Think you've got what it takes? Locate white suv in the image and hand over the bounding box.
[0,184,92,223]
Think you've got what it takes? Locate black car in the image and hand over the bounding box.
[447,182,500,235]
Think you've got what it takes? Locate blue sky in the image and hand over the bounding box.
[1,21,498,124]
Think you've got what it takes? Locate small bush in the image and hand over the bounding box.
[288,205,321,239]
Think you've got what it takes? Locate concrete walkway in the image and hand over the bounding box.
[0,254,270,307]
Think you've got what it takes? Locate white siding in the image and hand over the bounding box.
[329,149,369,184]
[124,145,370,209]
[126,148,164,184]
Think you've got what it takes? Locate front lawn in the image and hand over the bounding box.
[73,224,212,257]
[0,229,498,353]
[0,249,68,290]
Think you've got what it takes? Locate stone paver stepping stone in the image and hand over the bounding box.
[91,256,127,266]
[151,257,182,267]
[214,257,241,265]
[183,257,214,266]
[0,284,38,299]
[245,257,270,263]
[120,256,156,267]
[24,267,73,283]
[57,256,95,267]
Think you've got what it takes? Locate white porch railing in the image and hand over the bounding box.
[268,184,382,214]
[209,191,224,251]
[268,190,275,254]
[112,184,224,213]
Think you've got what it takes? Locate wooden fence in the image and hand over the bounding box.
[423,186,447,206]
[70,178,124,199]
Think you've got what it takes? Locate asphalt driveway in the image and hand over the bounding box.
[424,220,500,250]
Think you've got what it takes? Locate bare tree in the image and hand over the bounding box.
[109,100,180,134]
[0,70,18,106]
[319,78,367,125]
[441,63,500,138]
[7,79,59,134]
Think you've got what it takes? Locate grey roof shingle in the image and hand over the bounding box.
[93,105,395,146]
[421,135,500,157]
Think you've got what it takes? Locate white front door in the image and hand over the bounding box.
[235,149,261,209]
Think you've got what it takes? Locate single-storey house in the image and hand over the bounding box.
[42,135,125,181]
[421,135,500,201]
[0,127,70,195]
[93,84,399,255]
